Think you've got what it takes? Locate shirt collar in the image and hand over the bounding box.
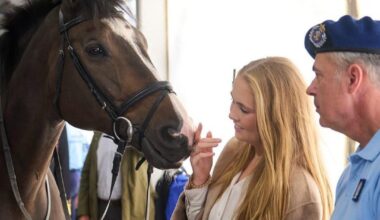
[350,129,380,163]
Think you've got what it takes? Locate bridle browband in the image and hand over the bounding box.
[0,8,174,220]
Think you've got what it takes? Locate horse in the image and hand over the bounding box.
[0,0,194,219]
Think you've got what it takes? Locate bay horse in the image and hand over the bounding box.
[0,0,194,219]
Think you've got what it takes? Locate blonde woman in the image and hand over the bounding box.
[171,57,333,220]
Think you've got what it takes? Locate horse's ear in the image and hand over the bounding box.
[60,0,79,5]
[135,30,149,50]
[60,0,81,18]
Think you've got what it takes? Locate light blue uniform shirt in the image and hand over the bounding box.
[331,130,380,220]
[65,123,93,170]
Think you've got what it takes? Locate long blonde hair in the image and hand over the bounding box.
[213,57,333,220]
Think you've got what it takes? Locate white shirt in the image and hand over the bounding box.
[185,172,251,220]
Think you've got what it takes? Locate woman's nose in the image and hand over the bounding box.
[229,104,237,121]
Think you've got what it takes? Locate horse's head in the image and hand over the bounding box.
[48,0,194,169]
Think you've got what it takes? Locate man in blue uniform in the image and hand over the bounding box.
[304,15,380,219]
[65,123,92,220]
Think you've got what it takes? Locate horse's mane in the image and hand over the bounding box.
[0,0,58,85]
[0,0,133,88]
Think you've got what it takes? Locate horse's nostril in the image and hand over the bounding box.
[167,127,180,138]
[161,127,188,147]
[160,126,178,141]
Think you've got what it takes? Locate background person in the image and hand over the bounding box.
[77,132,154,220]
[65,123,92,220]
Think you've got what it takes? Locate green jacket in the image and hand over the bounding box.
[77,132,155,220]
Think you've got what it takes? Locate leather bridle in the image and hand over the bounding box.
[0,8,173,220]
[56,10,173,220]
[55,11,174,149]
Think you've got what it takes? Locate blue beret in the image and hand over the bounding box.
[305,15,380,58]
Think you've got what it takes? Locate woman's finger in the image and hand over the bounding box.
[191,141,219,154]
[206,131,212,138]
[194,123,203,144]
[192,152,215,164]
[196,139,221,149]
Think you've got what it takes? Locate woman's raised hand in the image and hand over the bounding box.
[190,123,221,185]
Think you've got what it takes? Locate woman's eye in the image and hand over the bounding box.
[240,107,249,113]
[86,45,107,57]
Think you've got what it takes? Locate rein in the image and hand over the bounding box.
[0,79,52,220]
[0,93,33,220]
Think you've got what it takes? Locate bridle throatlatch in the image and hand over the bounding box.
[56,10,172,220]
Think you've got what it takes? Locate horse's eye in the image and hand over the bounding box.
[86,45,107,57]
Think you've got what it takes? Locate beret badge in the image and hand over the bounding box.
[309,24,327,48]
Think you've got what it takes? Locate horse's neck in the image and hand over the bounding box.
[3,83,63,195]
[1,13,63,199]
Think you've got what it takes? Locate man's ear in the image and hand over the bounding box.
[346,63,364,94]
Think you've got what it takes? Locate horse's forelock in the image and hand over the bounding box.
[63,0,133,21]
